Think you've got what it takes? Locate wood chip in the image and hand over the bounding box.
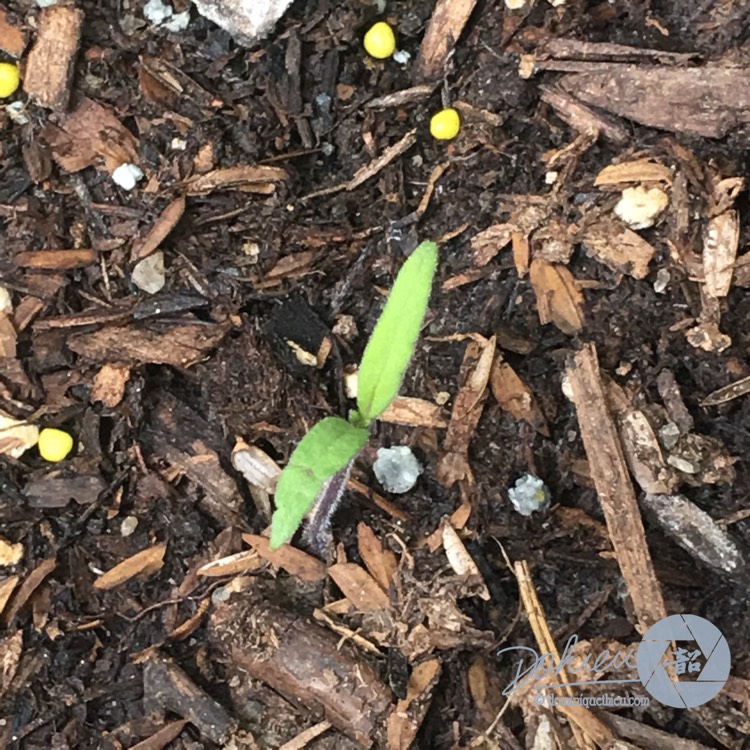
[490,355,549,436]
[0,8,26,57]
[210,600,390,747]
[168,597,211,642]
[279,722,332,750]
[184,165,288,196]
[357,523,397,593]
[703,210,739,298]
[197,550,263,577]
[327,562,389,612]
[14,249,97,270]
[566,345,666,632]
[0,576,19,619]
[23,6,83,111]
[68,321,230,367]
[529,259,584,335]
[442,523,489,600]
[305,130,417,200]
[132,197,186,261]
[579,221,656,279]
[90,363,131,407]
[380,396,447,428]
[143,656,235,744]
[93,543,166,591]
[1,558,56,626]
[42,97,139,173]
[540,85,629,143]
[437,336,496,488]
[594,158,672,186]
[129,720,189,750]
[231,439,280,493]
[0,630,23,701]
[560,65,750,138]
[701,374,750,407]
[386,659,442,750]
[512,559,614,749]
[242,534,325,582]
[470,224,514,267]
[414,0,478,81]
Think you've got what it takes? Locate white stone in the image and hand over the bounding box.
[112,163,144,191]
[192,0,294,46]
[164,10,191,31]
[392,49,411,65]
[508,474,550,516]
[6,101,29,124]
[373,446,422,494]
[132,251,166,294]
[144,0,173,24]
[120,516,139,536]
[614,186,669,230]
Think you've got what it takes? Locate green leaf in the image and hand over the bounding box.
[269,417,369,548]
[357,241,438,424]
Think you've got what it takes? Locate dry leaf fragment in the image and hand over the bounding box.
[1,558,56,626]
[0,409,39,459]
[14,249,97,270]
[132,196,186,261]
[328,562,389,612]
[43,98,139,174]
[0,576,20,619]
[579,221,656,279]
[442,523,490,600]
[703,210,739,298]
[701,374,750,407]
[490,356,549,436]
[0,9,26,58]
[529,259,584,335]
[386,659,442,750]
[232,440,281,493]
[470,224,514,266]
[242,534,325,582]
[0,630,23,700]
[90,363,130,407]
[93,543,166,591]
[184,165,287,195]
[594,158,672,186]
[357,523,397,593]
[380,396,447,428]
[197,550,263,577]
[437,336,496,488]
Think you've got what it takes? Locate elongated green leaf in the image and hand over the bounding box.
[269,417,369,548]
[357,241,438,424]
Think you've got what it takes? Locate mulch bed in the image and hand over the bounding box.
[1,0,749,748]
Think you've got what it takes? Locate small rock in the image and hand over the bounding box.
[192,0,294,46]
[144,0,173,24]
[0,536,23,566]
[112,163,144,191]
[121,516,139,537]
[508,474,550,516]
[164,10,191,31]
[373,446,422,494]
[614,186,669,230]
[132,251,166,294]
[392,49,411,65]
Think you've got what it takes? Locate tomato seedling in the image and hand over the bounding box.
[270,240,438,549]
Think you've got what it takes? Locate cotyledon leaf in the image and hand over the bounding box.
[269,416,369,548]
[357,241,438,425]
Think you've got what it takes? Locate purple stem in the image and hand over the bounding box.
[303,457,357,556]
